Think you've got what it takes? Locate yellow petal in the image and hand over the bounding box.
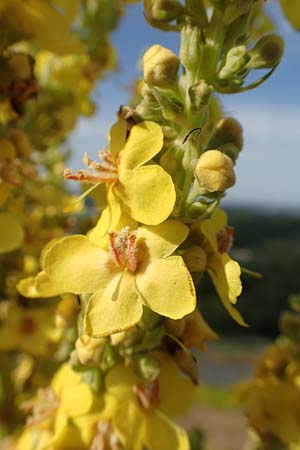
[109,120,128,158]
[112,402,147,450]
[51,364,81,396]
[85,273,143,337]
[207,253,247,326]
[120,121,163,169]
[52,413,84,450]
[60,384,96,417]
[0,212,24,254]
[145,411,191,450]
[43,235,117,294]
[105,364,138,403]
[88,187,137,248]
[17,0,84,54]
[137,220,189,263]
[119,165,175,225]
[17,271,62,298]
[136,256,196,319]
[200,208,228,252]
[157,353,195,417]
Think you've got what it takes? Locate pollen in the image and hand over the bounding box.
[108,227,139,272]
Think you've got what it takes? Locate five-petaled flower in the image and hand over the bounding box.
[65,120,176,226]
[19,220,196,337]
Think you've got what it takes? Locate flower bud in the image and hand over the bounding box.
[218,46,249,80]
[213,117,243,151]
[143,44,179,88]
[188,81,214,112]
[248,35,284,69]
[75,333,106,365]
[183,246,207,273]
[195,150,236,191]
[144,0,184,23]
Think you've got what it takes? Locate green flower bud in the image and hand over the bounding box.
[180,23,202,72]
[143,44,179,88]
[144,0,184,23]
[248,34,284,69]
[188,81,214,112]
[153,88,184,121]
[183,246,207,273]
[218,46,249,80]
[195,150,236,191]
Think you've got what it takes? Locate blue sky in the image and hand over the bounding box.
[70,1,300,210]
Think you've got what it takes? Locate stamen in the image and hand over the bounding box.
[108,228,139,273]
[133,379,160,410]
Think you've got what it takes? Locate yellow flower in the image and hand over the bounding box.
[191,209,246,326]
[65,120,176,225]
[19,220,196,337]
[0,301,61,357]
[240,381,300,446]
[0,0,82,54]
[103,353,194,450]
[18,363,103,450]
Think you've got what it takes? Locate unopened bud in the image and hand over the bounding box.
[195,150,236,191]
[212,117,243,151]
[183,246,207,273]
[188,81,214,112]
[8,129,32,157]
[248,35,284,69]
[144,0,184,23]
[8,54,33,80]
[143,44,179,88]
[218,46,249,80]
[75,333,106,365]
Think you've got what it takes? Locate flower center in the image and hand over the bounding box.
[21,388,59,426]
[133,379,160,410]
[217,226,234,253]
[109,227,139,273]
[64,151,118,184]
